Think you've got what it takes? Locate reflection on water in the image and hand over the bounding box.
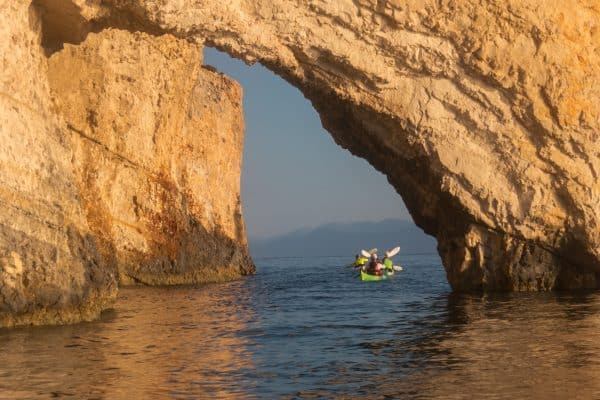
[1,255,600,399]
[371,292,600,400]
[0,282,255,399]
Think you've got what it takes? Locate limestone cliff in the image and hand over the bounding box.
[48,29,253,286]
[0,1,117,327]
[84,0,598,291]
[0,3,253,327]
[2,0,600,328]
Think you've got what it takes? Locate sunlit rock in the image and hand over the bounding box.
[0,3,253,327]
[1,0,599,326]
[92,0,599,291]
[47,29,254,286]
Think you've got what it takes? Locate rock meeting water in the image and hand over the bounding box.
[2,255,600,399]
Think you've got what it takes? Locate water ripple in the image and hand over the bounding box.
[2,255,600,399]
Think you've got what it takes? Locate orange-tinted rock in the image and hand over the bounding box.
[48,30,254,286]
[92,0,599,291]
[0,8,252,327]
[2,0,600,330]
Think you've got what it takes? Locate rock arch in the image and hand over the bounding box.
[94,0,599,291]
[1,0,599,326]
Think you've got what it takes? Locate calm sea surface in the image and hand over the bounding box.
[2,255,600,399]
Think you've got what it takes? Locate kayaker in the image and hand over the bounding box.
[366,254,383,276]
[353,254,368,268]
[382,256,394,272]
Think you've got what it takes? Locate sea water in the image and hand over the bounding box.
[2,255,600,399]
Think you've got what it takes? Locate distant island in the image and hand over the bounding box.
[249,219,437,258]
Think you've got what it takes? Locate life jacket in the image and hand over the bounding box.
[367,261,383,275]
[366,260,377,272]
[354,257,368,267]
[383,258,393,270]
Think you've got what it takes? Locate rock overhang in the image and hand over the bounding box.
[29,0,600,290]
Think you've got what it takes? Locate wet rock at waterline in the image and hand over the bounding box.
[1,0,600,327]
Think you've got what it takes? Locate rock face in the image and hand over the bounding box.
[0,2,253,327]
[0,1,117,327]
[48,29,253,286]
[1,0,599,327]
[84,0,597,291]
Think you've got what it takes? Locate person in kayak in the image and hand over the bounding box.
[382,256,394,272]
[366,254,384,276]
[353,254,368,268]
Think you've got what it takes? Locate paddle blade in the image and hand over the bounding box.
[393,265,403,272]
[361,249,371,258]
[368,248,378,255]
[385,246,401,258]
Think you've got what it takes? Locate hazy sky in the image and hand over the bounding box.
[203,48,410,239]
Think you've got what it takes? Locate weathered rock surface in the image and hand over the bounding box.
[0,3,253,327]
[82,0,598,291]
[0,1,117,327]
[48,29,253,286]
[1,0,600,328]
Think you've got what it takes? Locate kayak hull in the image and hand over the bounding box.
[360,270,389,281]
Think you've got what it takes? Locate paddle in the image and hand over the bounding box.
[380,246,402,272]
[385,246,400,258]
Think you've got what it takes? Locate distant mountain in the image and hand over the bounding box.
[249,219,437,258]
